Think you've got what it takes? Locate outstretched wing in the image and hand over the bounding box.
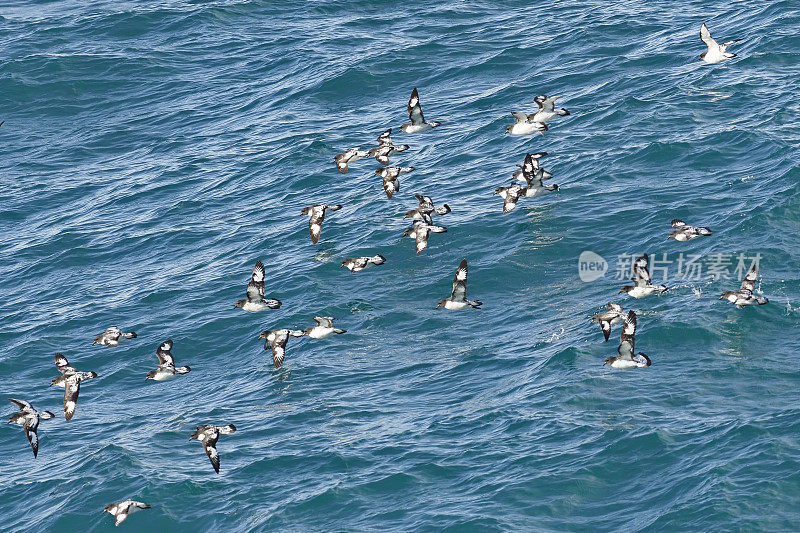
[24,425,39,457]
[632,254,651,287]
[740,262,758,293]
[314,316,334,328]
[617,311,637,360]
[377,128,393,146]
[451,259,468,300]
[407,87,425,126]
[55,353,73,374]
[511,112,529,124]
[9,398,33,412]
[700,23,720,51]
[670,219,687,228]
[308,206,324,244]
[202,435,221,473]
[156,340,175,366]
[63,376,80,421]
[246,260,266,301]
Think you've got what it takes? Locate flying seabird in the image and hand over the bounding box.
[404,194,450,220]
[604,310,651,368]
[619,254,669,298]
[437,258,482,310]
[302,316,346,339]
[367,128,409,165]
[505,112,548,135]
[668,219,712,241]
[334,147,368,174]
[190,424,237,474]
[532,94,570,124]
[700,23,741,64]
[494,182,528,213]
[591,302,627,342]
[376,166,415,199]
[341,254,386,273]
[50,353,97,421]
[145,340,191,381]
[400,87,441,133]
[103,501,151,527]
[93,326,137,347]
[513,152,553,182]
[720,263,769,308]
[7,398,55,458]
[301,204,342,244]
[403,215,447,255]
[234,260,282,311]
[259,329,305,368]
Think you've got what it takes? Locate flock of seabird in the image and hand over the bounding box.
[6,23,766,527]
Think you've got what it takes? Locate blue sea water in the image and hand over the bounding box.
[2,0,800,531]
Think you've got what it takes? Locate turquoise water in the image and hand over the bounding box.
[2,1,800,531]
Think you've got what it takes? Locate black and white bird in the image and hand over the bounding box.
[591,302,627,342]
[494,182,528,213]
[376,166,415,199]
[512,152,553,182]
[400,87,441,133]
[93,326,137,347]
[604,311,651,369]
[700,23,741,64]
[7,398,55,458]
[668,219,712,241]
[619,254,669,298]
[234,260,282,311]
[145,340,191,381]
[341,254,386,273]
[403,215,447,255]
[103,501,151,527]
[367,129,409,165]
[259,329,305,368]
[334,147,369,174]
[301,204,342,244]
[437,258,482,310]
[302,316,346,339]
[50,353,97,421]
[720,263,769,308]
[505,112,548,135]
[519,167,559,198]
[532,94,570,124]
[404,194,450,220]
[190,424,237,474]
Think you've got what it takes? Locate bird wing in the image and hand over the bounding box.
[740,263,758,293]
[451,259,468,300]
[55,353,74,375]
[617,311,637,360]
[9,398,33,412]
[670,219,687,228]
[246,260,266,300]
[202,433,221,473]
[63,376,80,421]
[700,23,720,51]
[407,87,425,126]
[376,128,393,146]
[511,112,529,124]
[156,340,175,366]
[314,316,334,328]
[632,254,651,287]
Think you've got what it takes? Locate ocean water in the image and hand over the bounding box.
[2,0,800,531]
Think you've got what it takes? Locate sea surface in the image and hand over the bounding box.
[1,1,800,531]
